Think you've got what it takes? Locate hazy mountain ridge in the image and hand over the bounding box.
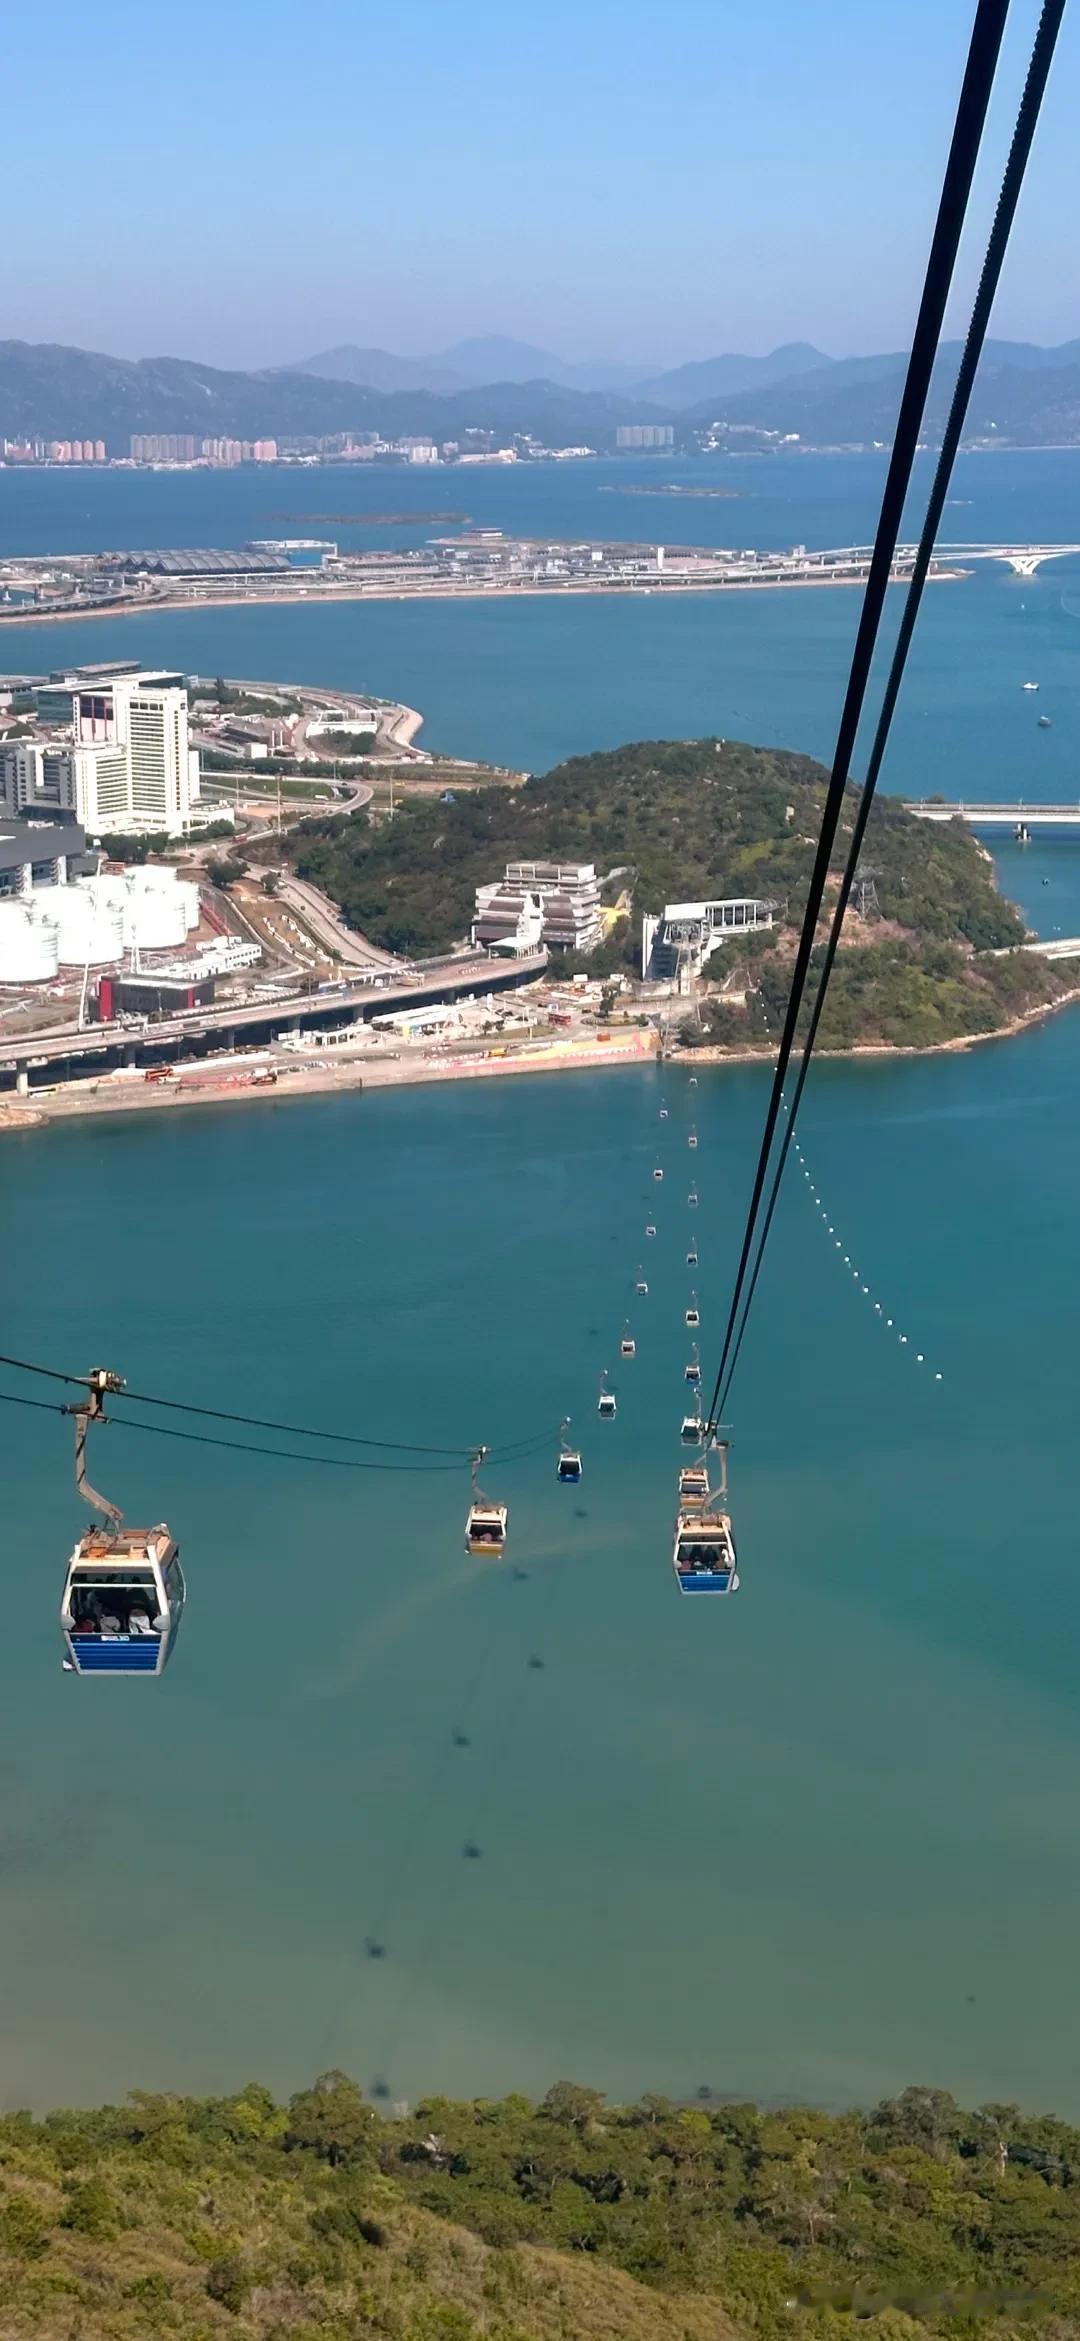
[292,334,639,394]
[632,341,833,407]
[0,341,664,449]
[700,342,1080,443]
[5,333,1080,450]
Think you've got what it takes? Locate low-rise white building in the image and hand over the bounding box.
[641,897,776,983]
[473,860,601,955]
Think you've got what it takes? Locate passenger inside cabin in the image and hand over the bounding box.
[70,1582,161,1638]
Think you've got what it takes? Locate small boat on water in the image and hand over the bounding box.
[1038,714,1052,728]
[1022,680,1040,692]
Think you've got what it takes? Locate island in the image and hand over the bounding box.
[0,2073,1076,2339]
[286,735,1071,1053]
[599,481,744,497]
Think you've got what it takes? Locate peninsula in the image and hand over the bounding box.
[2,722,1072,1136]
[289,736,1071,1053]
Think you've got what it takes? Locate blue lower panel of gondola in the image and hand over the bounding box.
[70,1637,162,1674]
[676,1572,735,1594]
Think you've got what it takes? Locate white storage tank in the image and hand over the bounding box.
[0,901,60,984]
[53,880,124,968]
[121,873,188,951]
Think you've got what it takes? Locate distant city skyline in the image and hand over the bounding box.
[7,0,1077,370]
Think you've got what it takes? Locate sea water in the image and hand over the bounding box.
[1,452,1080,2115]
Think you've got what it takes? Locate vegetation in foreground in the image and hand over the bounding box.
[5,2075,1080,2340]
[286,738,1069,1050]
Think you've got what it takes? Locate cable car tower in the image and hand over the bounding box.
[59,1367,185,1677]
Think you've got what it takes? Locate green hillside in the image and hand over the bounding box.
[4,2075,1080,2340]
[286,738,1069,1050]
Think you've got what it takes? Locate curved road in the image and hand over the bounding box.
[273,870,402,970]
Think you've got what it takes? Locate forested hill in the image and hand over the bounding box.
[4,2075,1080,2340]
[287,737,1067,1050]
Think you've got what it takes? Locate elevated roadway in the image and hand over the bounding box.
[0,953,548,1094]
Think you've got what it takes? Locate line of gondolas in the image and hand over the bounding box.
[0,0,1066,1677]
[590,1075,740,1599]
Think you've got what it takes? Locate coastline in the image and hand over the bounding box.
[3,981,1077,1139]
[674,978,1080,1069]
[0,1028,659,1134]
[0,567,967,631]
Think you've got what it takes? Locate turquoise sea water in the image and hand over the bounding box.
[3,453,1080,2116]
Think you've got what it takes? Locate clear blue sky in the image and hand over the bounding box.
[8,0,1077,368]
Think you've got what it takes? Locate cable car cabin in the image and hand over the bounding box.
[645,1222,657,1238]
[681,1410,705,1442]
[635,1275,649,1296]
[688,1130,698,1149]
[465,1500,508,1556]
[558,1445,583,1483]
[673,1506,739,1596]
[598,1388,617,1419]
[61,1526,184,1677]
[686,1301,700,1328]
[678,1463,710,1505]
[688,1186,699,1208]
[686,1248,698,1267]
[689,1075,698,1088]
[652,1167,664,1182]
[685,1357,701,1385]
[620,1332,636,1359]
[659,1106,669,1120]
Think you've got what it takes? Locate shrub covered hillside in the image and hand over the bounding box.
[5,2076,1080,2340]
[285,738,1068,1048]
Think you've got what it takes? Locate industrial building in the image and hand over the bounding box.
[0,814,89,898]
[641,897,776,985]
[473,861,603,956]
[0,832,204,986]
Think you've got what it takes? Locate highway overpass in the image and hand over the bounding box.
[0,953,548,1095]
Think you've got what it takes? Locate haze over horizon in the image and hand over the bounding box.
[9,0,1078,373]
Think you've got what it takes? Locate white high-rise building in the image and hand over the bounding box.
[67,670,200,836]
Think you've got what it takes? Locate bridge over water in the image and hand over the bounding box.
[938,542,1080,576]
[830,540,1080,576]
[905,802,1080,828]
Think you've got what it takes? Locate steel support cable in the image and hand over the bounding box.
[711,0,1067,1426]
[0,1387,558,1477]
[0,1387,469,1472]
[704,0,1012,1436]
[0,1349,553,1465]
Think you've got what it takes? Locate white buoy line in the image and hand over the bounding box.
[755,995,944,1383]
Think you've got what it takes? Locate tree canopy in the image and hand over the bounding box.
[283,735,1068,1051]
[5,2076,1080,2339]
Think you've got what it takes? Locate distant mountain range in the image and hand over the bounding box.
[5,334,1080,452]
[0,340,662,449]
[291,336,640,395]
[700,339,1080,445]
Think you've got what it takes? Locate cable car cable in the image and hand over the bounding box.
[0,1387,555,1477]
[710,0,1066,1424]
[705,0,1013,1435]
[0,1349,553,1465]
